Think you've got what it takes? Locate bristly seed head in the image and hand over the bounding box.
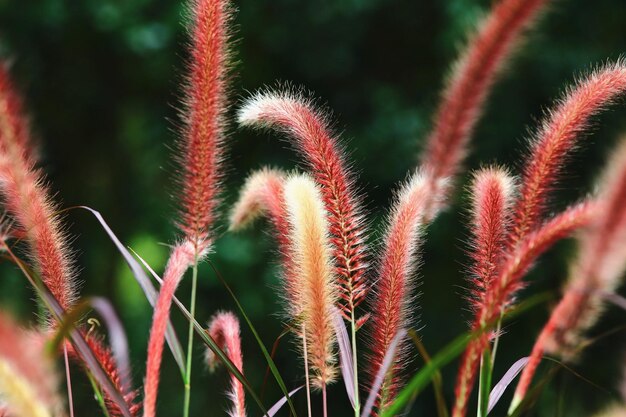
[238,90,369,320]
[284,174,338,388]
[206,311,246,417]
[175,0,234,250]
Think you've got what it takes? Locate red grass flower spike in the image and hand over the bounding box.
[452,200,597,417]
[238,91,369,319]
[206,311,246,417]
[368,170,444,411]
[80,335,141,417]
[512,138,626,409]
[466,167,516,316]
[421,0,548,198]
[0,61,75,312]
[176,0,233,250]
[512,61,626,242]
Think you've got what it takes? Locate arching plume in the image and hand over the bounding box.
[512,138,626,409]
[512,61,626,242]
[421,0,548,202]
[238,91,368,320]
[367,170,444,411]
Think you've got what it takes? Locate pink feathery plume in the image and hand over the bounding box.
[421,0,548,200]
[283,174,338,389]
[466,167,516,316]
[512,62,626,242]
[143,241,203,417]
[0,311,62,417]
[229,168,298,292]
[512,139,626,408]
[146,0,232,411]
[238,91,368,321]
[452,200,597,417]
[0,61,75,311]
[205,311,246,417]
[176,0,232,250]
[452,167,515,416]
[367,170,444,411]
[229,167,287,238]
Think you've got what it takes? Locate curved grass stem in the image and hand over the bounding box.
[183,260,199,417]
[64,343,75,417]
[350,308,361,417]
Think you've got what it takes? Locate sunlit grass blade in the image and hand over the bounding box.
[488,357,528,414]
[264,386,303,417]
[408,330,448,417]
[381,292,551,417]
[75,206,186,375]
[332,307,356,409]
[2,243,133,417]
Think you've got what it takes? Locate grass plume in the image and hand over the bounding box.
[206,311,246,417]
[283,174,338,389]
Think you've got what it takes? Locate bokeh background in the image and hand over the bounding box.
[1,0,626,415]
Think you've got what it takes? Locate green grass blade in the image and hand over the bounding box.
[130,249,269,415]
[382,292,552,417]
[408,330,449,417]
[175,295,269,415]
[207,260,299,417]
[477,347,493,417]
[75,206,187,375]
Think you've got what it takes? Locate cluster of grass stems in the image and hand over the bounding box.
[2,0,626,416]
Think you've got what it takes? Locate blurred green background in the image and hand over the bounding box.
[0,0,626,416]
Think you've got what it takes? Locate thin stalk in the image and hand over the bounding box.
[87,372,111,417]
[490,318,503,368]
[183,259,199,417]
[350,306,361,417]
[408,330,448,417]
[323,380,328,417]
[477,346,493,417]
[303,324,312,417]
[64,343,75,417]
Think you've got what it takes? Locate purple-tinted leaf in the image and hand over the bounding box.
[331,307,356,409]
[78,206,186,374]
[487,357,529,414]
[602,292,626,311]
[264,386,303,417]
[361,329,407,417]
[89,297,131,391]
